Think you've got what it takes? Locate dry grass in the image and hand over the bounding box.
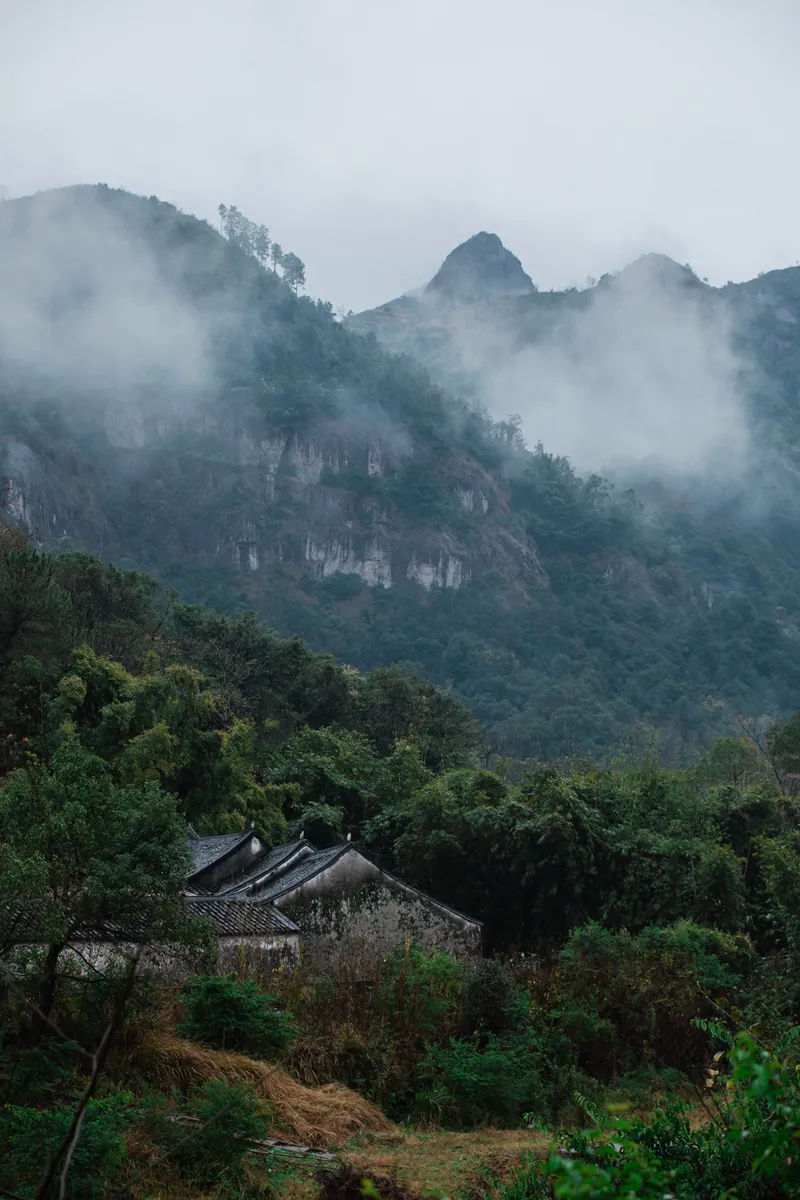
[343,1128,551,1196]
[133,1032,393,1148]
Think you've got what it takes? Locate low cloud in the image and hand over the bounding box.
[475,256,750,479]
[0,186,217,433]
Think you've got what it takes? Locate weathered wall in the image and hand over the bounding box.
[275,850,481,971]
[216,933,299,973]
[57,931,299,979]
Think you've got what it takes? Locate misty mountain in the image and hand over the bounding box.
[350,234,800,485]
[427,232,536,302]
[3,185,800,763]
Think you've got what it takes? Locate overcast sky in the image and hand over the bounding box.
[1,0,798,312]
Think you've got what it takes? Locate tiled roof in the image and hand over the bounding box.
[187,832,249,875]
[187,897,299,936]
[253,845,349,901]
[2,897,298,943]
[217,840,311,896]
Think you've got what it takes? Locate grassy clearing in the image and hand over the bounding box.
[342,1127,551,1196]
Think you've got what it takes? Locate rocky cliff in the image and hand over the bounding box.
[0,187,550,602]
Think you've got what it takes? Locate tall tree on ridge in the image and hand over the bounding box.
[281,251,306,293]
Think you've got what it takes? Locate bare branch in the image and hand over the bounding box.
[33,950,140,1200]
[0,959,93,1064]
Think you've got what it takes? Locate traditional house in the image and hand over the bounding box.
[186,826,482,969]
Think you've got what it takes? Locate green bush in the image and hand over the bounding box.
[463,958,528,1039]
[544,920,753,1078]
[160,1078,268,1183]
[378,946,463,1046]
[0,1093,132,1199]
[178,974,297,1056]
[492,1156,551,1200]
[414,1034,546,1128]
[0,1033,76,1106]
[491,1031,800,1199]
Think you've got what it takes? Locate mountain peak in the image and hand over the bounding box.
[615,253,702,290]
[426,232,536,302]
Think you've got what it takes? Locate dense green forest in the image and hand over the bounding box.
[4,185,800,765]
[5,530,800,1196]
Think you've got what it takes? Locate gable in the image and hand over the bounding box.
[187,832,249,875]
[187,829,268,890]
[268,846,482,935]
[183,830,483,940]
[276,874,482,967]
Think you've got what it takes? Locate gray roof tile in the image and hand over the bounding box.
[187,832,249,875]
[252,845,349,901]
[187,897,299,935]
[2,896,299,942]
[217,839,312,896]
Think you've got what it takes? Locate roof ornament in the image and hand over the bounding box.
[299,829,304,839]
[346,832,352,842]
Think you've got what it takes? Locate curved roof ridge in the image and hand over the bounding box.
[186,829,256,878]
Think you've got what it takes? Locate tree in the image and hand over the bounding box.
[354,665,479,770]
[265,725,387,831]
[0,737,201,1040]
[253,223,271,268]
[0,545,69,674]
[270,242,284,273]
[52,647,286,835]
[768,711,800,792]
[0,541,72,747]
[281,251,306,293]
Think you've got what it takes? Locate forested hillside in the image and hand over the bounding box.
[6,521,800,1197]
[3,185,800,761]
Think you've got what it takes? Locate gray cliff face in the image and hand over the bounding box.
[1,410,548,599]
[0,187,548,605]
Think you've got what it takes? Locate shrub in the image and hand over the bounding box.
[160,1078,269,1182]
[0,1093,132,1199]
[492,1156,551,1200]
[178,974,297,1056]
[378,946,463,1047]
[493,1031,800,1199]
[545,920,753,1078]
[414,1034,546,1128]
[463,958,528,1039]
